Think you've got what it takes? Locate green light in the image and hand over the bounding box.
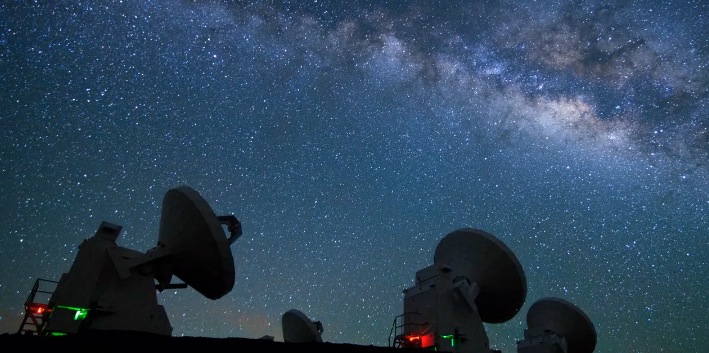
[50,332,68,336]
[56,305,90,321]
[74,309,88,320]
[441,334,455,347]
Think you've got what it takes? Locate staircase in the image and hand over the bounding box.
[389,311,429,349]
[17,278,59,335]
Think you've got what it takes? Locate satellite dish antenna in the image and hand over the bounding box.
[32,185,242,336]
[281,309,324,343]
[517,297,597,353]
[156,186,241,299]
[433,228,527,323]
[391,228,527,353]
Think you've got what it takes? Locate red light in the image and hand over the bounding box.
[407,336,421,342]
[26,304,51,315]
[420,333,435,348]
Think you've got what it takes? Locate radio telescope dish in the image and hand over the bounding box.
[526,297,597,353]
[393,227,527,353]
[29,185,243,336]
[433,228,526,323]
[158,186,240,300]
[281,309,324,343]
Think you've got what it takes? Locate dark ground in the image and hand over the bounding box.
[0,331,427,353]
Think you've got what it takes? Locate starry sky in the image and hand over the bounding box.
[1,1,707,352]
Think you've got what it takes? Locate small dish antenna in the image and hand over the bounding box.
[516,297,597,353]
[281,309,324,343]
[391,228,526,353]
[32,185,242,336]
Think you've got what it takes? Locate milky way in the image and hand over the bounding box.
[1,1,707,352]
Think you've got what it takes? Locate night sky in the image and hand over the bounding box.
[1,1,707,352]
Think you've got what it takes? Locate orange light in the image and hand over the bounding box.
[407,335,421,342]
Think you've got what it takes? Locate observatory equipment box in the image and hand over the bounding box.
[18,186,242,336]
